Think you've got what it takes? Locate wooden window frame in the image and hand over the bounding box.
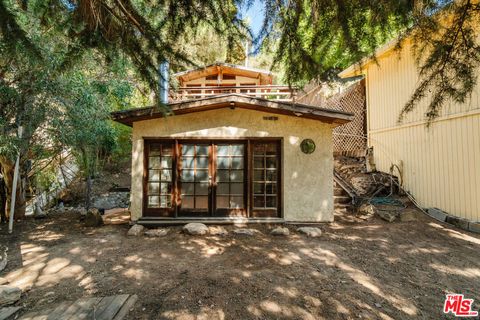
[143,140,177,217]
[142,137,283,219]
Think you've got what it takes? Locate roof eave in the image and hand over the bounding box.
[111,94,353,127]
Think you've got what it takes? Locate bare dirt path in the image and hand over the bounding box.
[0,211,479,319]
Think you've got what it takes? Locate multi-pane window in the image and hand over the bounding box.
[180,144,210,209]
[147,144,173,208]
[253,143,278,209]
[216,144,245,209]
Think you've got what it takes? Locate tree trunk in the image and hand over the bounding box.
[0,157,26,220]
[0,172,7,223]
[85,175,92,211]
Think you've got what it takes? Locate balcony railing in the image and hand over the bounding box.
[171,85,297,102]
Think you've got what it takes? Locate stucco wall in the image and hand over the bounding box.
[130,108,335,222]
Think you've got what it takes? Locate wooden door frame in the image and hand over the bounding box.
[142,137,283,219]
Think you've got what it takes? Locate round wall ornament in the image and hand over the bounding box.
[300,139,316,154]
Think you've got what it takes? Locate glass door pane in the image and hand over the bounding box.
[215,144,245,211]
[144,142,174,217]
[180,144,210,211]
[252,142,279,210]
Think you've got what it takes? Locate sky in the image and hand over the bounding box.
[239,0,264,39]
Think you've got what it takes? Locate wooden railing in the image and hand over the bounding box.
[171,85,297,102]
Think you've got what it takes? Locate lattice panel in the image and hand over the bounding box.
[298,80,367,154]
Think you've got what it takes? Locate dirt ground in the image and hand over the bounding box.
[0,210,479,320]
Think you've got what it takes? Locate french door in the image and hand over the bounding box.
[143,139,280,218]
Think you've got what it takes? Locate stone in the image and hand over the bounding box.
[0,247,7,273]
[427,208,448,222]
[183,223,209,235]
[399,209,420,222]
[93,192,130,210]
[34,202,46,219]
[468,222,480,234]
[270,227,290,236]
[377,210,398,222]
[127,224,145,236]
[446,216,470,230]
[84,208,103,227]
[145,228,168,237]
[233,228,258,236]
[297,227,322,237]
[358,204,377,215]
[0,286,21,307]
[208,226,228,236]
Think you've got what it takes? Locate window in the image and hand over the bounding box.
[222,74,236,80]
[146,143,173,208]
[252,142,279,209]
[206,74,218,80]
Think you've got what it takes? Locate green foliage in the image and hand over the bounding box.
[34,165,59,193]
[52,71,119,178]
[0,0,249,102]
[401,0,480,123]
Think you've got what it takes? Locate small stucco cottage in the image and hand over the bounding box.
[112,63,353,225]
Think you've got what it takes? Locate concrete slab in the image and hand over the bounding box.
[426,208,447,222]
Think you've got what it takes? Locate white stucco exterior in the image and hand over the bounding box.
[130,107,335,222]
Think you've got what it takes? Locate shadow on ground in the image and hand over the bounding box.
[0,210,479,319]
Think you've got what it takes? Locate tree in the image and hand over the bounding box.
[257,0,480,122]
[52,72,117,210]
[0,0,249,96]
[0,1,143,218]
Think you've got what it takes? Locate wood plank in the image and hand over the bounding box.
[112,295,138,320]
[18,295,135,320]
[84,296,116,319]
[57,298,93,319]
[94,295,129,320]
[0,306,21,320]
[66,297,102,320]
[19,304,60,320]
[46,301,72,320]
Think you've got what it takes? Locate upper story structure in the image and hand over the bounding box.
[171,63,296,102]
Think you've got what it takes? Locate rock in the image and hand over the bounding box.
[145,228,168,237]
[297,227,322,237]
[399,209,420,222]
[358,204,377,215]
[93,192,130,210]
[208,226,228,236]
[0,286,21,307]
[78,207,87,216]
[84,208,103,227]
[0,247,7,273]
[446,216,470,230]
[57,202,64,212]
[183,223,209,235]
[34,202,46,219]
[426,207,448,222]
[270,227,290,236]
[377,210,397,222]
[233,228,258,236]
[127,224,145,236]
